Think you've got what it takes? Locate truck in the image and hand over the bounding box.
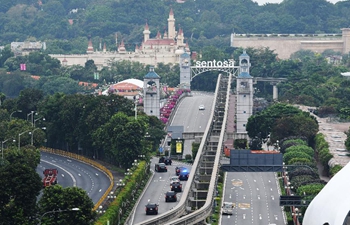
[42,169,58,188]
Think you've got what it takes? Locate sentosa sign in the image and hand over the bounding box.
[195,60,235,67]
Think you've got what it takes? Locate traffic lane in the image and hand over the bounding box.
[222,172,253,225]
[37,160,74,188]
[40,152,110,204]
[248,172,271,225]
[133,158,192,224]
[260,172,284,224]
[171,92,214,133]
[222,172,283,225]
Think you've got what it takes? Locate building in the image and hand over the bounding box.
[50,9,191,69]
[231,28,350,59]
[11,42,46,56]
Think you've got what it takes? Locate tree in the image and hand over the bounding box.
[37,185,96,225]
[0,160,42,225]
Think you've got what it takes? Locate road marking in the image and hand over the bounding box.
[243,214,246,219]
[95,173,99,176]
[259,214,262,219]
[41,159,77,186]
[271,195,274,200]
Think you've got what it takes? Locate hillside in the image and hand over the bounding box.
[0,0,349,53]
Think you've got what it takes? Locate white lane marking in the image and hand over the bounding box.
[41,159,77,186]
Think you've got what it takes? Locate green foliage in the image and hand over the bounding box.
[192,142,200,160]
[296,183,325,196]
[330,164,343,177]
[0,159,42,224]
[38,185,96,225]
[234,139,248,149]
[285,145,314,158]
[283,151,313,164]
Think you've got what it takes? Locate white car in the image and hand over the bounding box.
[199,105,205,110]
[222,202,234,215]
[170,176,180,184]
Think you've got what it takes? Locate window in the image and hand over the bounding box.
[243,111,246,113]
[243,124,246,127]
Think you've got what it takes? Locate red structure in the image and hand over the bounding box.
[42,169,58,188]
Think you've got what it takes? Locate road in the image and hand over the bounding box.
[132,92,214,224]
[170,91,214,156]
[221,171,284,225]
[38,151,111,204]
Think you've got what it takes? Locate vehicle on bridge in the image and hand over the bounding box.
[199,104,205,110]
[222,202,234,215]
[170,181,182,192]
[159,156,172,165]
[165,191,177,202]
[145,203,159,215]
[155,163,168,172]
[175,166,187,176]
[178,168,190,181]
[170,176,180,184]
[42,168,58,188]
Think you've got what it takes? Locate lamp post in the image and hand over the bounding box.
[292,207,302,225]
[38,208,79,225]
[18,130,30,150]
[30,127,46,145]
[10,110,22,121]
[27,111,35,126]
[34,117,45,127]
[1,138,16,159]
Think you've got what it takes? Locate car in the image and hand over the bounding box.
[170,176,180,184]
[199,104,205,110]
[178,173,189,181]
[178,168,190,181]
[222,202,234,215]
[145,203,159,215]
[170,181,182,192]
[159,156,172,165]
[165,191,177,202]
[155,163,167,172]
[175,166,186,176]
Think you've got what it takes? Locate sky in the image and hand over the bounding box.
[254,0,343,5]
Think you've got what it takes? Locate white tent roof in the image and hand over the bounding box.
[118,78,143,88]
[303,162,350,224]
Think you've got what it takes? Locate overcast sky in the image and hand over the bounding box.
[253,0,343,5]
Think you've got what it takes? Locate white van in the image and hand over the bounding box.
[222,202,234,215]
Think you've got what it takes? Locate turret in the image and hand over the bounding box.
[87,36,94,54]
[143,22,151,42]
[167,8,175,39]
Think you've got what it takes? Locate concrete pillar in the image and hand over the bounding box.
[342,28,350,54]
[273,84,278,100]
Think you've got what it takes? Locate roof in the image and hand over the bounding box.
[118,78,143,88]
[238,72,252,78]
[144,67,160,79]
[303,161,350,224]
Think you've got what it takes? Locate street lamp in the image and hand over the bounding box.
[18,130,30,150]
[1,138,16,159]
[10,110,22,121]
[30,127,46,145]
[34,117,45,127]
[38,208,79,225]
[27,111,35,126]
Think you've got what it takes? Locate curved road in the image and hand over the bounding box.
[37,151,110,204]
[132,92,215,224]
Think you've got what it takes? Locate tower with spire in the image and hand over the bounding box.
[143,66,160,118]
[167,8,176,39]
[86,36,94,54]
[235,50,253,139]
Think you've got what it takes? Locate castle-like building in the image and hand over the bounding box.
[50,9,190,69]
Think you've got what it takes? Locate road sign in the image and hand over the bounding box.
[159,147,163,153]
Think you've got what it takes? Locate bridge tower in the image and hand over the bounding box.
[179,52,191,89]
[235,50,253,139]
[143,66,160,118]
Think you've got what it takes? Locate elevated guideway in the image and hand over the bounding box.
[134,73,231,225]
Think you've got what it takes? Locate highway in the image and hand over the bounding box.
[221,171,284,225]
[37,151,110,204]
[132,91,214,224]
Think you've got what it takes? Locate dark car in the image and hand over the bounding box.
[165,191,177,202]
[155,163,167,172]
[178,168,190,181]
[170,181,182,192]
[175,166,186,176]
[145,203,159,215]
[159,156,172,165]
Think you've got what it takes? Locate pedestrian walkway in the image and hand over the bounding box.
[296,105,350,167]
